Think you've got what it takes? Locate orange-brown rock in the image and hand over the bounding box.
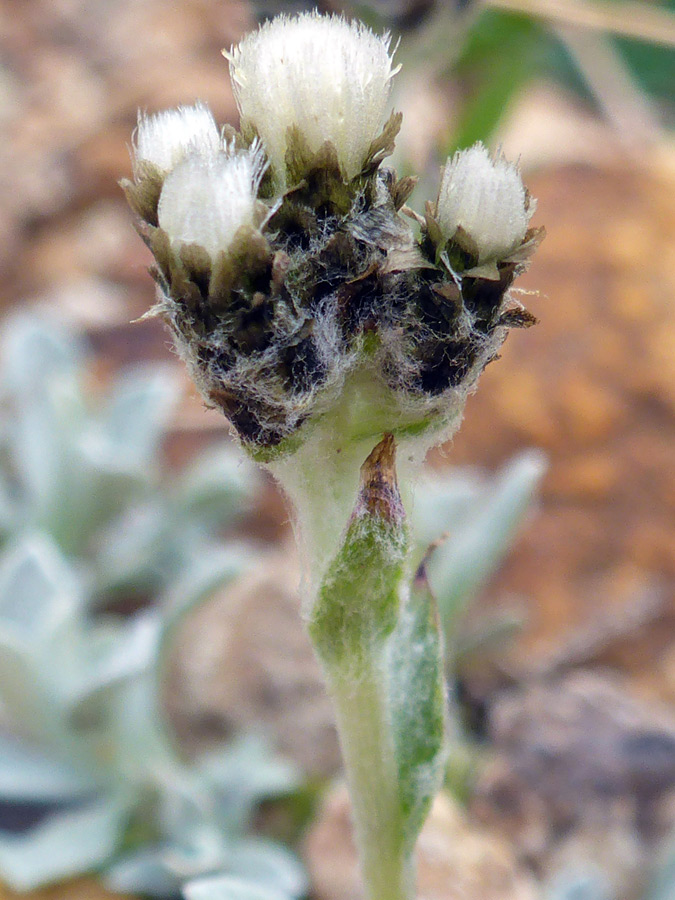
[0,878,134,900]
[440,160,675,699]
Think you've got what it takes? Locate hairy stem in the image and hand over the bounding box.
[273,426,450,900]
[329,658,414,900]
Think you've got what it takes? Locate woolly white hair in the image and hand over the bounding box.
[134,102,222,173]
[226,12,399,186]
[436,143,532,264]
[158,143,267,259]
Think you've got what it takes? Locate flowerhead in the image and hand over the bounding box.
[123,14,541,457]
[435,143,533,264]
[133,103,222,174]
[226,12,399,188]
[157,142,267,260]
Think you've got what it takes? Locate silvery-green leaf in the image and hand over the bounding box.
[0,471,15,537]
[646,844,675,900]
[93,503,173,595]
[10,385,66,525]
[228,839,308,899]
[106,676,179,782]
[100,364,180,466]
[105,552,252,770]
[546,869,613,900]
[0,314,82,397]
[0,732,99,801]
[162,548,251,617]
[0,629,66,742]
[426,451,546,627]
[105,847,183,897]
[173,445,254,527]
[184,876,289,900]
[66,612,161,713]
[198,737,299,832]
[0,535,80,641]
[387,569,446,851]
[0,794,130,891]
[411,470,482,554]
[9,378,108,553]
[154,777,227,856]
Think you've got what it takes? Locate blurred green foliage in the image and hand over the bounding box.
[278,1,675,152]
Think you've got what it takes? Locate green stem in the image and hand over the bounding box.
[329,656,414,900]
[269,411,454,900]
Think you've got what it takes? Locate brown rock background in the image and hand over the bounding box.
[444,159,675,701]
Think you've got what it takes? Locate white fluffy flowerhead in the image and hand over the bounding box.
[226,12,399,187]
[158,143,267,260]
[436,143,532,264]
[134,102,221,173]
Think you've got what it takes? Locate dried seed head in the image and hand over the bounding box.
[134,103,222,173]
[226,12,399,187]
[436,143,533,264]
[157,143,267,260]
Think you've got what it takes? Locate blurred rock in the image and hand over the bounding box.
[471,670,675,899]
[168,547,341,778]
[0,0,251,308]
[304,783,539,900]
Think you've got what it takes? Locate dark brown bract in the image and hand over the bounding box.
[123,143,540,454]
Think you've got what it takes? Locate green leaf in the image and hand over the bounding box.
[0,794,130,890]
[451,10,550,149]
[387,569,447,851]
[0,732,99,801]
[309,435,408,670]
[426,451,545,629]
[184,876,289,900]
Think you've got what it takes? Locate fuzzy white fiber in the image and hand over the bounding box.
[436,143,532,263]
[134,103,221,172]
[226,12,399,186]
[158,144,266,259]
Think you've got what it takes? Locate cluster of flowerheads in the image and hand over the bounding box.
[123,12,542,458]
